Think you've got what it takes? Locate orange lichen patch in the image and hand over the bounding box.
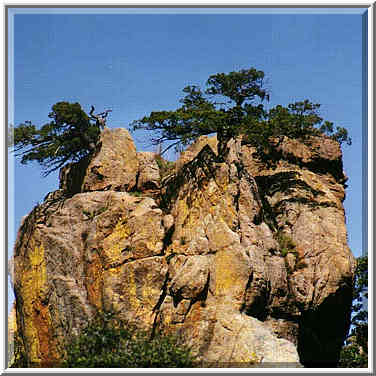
[32,301,59,366]
[85,251,103,310]
[186,301,203,323]
[175,199,189,228]
[201,181,237,230]
[181,301,208,350]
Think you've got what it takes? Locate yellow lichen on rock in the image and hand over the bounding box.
[103,257,168,329]
[214,250,240,297]
[103,218,131,266]
[11,130,356,367]
[18,242,58,366]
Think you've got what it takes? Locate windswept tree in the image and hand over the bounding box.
[8,102,104,176]
[254,100,352,150]
[131,68,270,158]
[131,68,351,159]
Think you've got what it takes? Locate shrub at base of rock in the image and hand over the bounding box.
[63,311,197,368]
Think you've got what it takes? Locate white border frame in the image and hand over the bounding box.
[2,2,373,374]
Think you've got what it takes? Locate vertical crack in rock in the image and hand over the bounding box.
[187,272,210,312]
[162,224,175,250]
[151,270,170,337]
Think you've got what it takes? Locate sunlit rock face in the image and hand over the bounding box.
[11,129,355,367]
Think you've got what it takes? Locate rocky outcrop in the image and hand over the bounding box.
[10,128,355,368]
[136,152,160,191]
[59,128,140,194]
[175,135,218,171]
[240,135,354,365]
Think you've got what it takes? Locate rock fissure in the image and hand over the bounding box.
[151,270,170,337]
[103,254,165,270]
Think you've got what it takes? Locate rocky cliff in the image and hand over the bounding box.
[9,128,356,367]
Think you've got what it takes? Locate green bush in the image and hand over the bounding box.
[275,231,297,257]
[339,342,367,368]
[155,155,175,179]
[9,102,101,176]
[338,256,368,368]
[82,206,108,220]
[63,311,197,368]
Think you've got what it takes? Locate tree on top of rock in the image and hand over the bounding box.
[131,67,351,159]
[131,68,269,157]
[8,102,105,176]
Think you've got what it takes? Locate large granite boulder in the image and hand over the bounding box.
[59,128,139,194]
[10,129,355,367]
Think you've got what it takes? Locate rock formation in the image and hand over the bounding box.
[9,128,356,367]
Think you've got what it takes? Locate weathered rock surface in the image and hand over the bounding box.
[136,152,160,191]
[59,128,140,194]
[12,191,167,366]
[82,128,139,192]
[10,129,355,368]
[175,135,218,172]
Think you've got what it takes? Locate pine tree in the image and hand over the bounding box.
[9,102,101,176]
[131,68,351,158]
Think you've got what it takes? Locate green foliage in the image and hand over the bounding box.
[339,342,367,368]
[254,100,352,151]
[338,256,368,368]
[129,191,143,197]
[205,68,269,106]
[132,86,225,155]
[274,231,297,257]
[131,68,351,159]
[131,68,268,157]
[63,311,197,368]
[82,207,108,220]
[331,126,352,145]
[9,102,101,176]
[155,155,175,179]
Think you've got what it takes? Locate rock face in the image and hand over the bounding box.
[59,128,141,194]
[10,128,356,367]
[175,135,218,172]
[136,152,160,191]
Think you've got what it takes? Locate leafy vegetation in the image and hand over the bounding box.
[9,69,351,177]
[63,311,197,368]
[8,102,101,176]
[155,155,175,179]
[82,206,108,221]
[338,256,368,368]
[132,68,351,159]
[274,231,297,257]
[128,191,143,197]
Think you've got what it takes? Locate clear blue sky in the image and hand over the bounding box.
[8,8,367,308]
